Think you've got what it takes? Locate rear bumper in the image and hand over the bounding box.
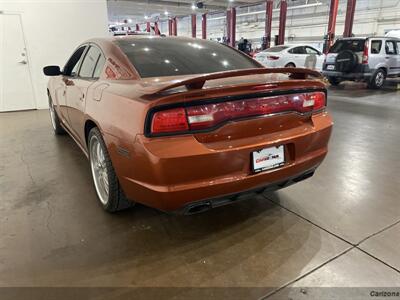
[322,71,372,79]
[322,64,373,79]
[113,112,333,212]
[257,60,277,68]
[180,167,317,215]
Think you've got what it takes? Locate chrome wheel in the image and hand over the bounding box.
[375,71,384,87]
[89,135,109,205]
[49,102,57,130]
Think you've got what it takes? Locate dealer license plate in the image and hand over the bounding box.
[252,145,285,173]
[327,65,335,70]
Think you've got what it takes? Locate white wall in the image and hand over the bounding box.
[0,0,109,109]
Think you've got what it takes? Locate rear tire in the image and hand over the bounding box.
[48,95,66,135]
[368,69,386,89]
[328,76,341,86]
[285,63,296,68]
[88,127,134,212]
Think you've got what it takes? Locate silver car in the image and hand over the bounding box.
[322,37,400,89]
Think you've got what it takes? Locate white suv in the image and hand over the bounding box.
[322,37,400,89]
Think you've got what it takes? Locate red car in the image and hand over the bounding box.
[43,36,333,214]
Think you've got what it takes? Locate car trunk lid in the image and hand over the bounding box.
[143,68,326,146]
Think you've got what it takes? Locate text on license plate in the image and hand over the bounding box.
[327,65,335,70]
[252,145,285,173]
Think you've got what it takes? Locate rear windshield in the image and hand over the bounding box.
[329,39,366,53]
[116,38,261,78]
[266,46,289,52]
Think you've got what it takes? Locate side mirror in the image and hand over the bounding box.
[43,65,61,76]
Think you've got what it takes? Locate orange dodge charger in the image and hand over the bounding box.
[43,36,333,214]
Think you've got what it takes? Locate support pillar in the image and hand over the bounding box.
[263,0,273,49]
[343,0,357,37]
[168,19,172,36]
[324,0,339,53]
[201,14,207,39]
[278,0,287,45]
[146,22,151,33]
[229,7,236,47]
[191,14,196,38]
[226,10,231,45]
[172,17,177,36]
[135,24,139,31]
[154,22,160,35]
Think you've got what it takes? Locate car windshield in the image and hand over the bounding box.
[115,37,261,78]
[329,39,366,53]
[265,46,289,52]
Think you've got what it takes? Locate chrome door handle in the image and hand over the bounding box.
[18,60,27,64]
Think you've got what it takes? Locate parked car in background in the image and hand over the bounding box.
[322,37,400,89]
[43,36,332,215]
[254,44,325,71]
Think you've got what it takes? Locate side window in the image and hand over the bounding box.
[63,46,86,76]
[385,41,397,55]
[370,40,382,54]
[71,59,81,76]
[93,54,106,78]
[397,42,400,54]
[290,47,306,54]
[79,46,102,78]
[305,47,319,55]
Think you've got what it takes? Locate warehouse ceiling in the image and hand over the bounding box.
[107,0,325,24]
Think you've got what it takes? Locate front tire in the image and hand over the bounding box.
[88,127,134,212]
[285,63,296,68]
[48,95,66,135]
[368,69,386,89]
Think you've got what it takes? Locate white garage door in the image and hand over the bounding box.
[0,13,35,112]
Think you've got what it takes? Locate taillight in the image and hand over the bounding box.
[362,40,369,64]
[267,55,280,60]
[151,108,189,134]
[304,92,326,111]
[149,92,326,135]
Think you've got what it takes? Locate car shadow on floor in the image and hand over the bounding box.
[328,81,399,98]
[25,190,326,291]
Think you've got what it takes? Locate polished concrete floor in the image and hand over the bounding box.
[1,83,400,299]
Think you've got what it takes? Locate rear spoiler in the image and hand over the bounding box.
[144,67,322,95]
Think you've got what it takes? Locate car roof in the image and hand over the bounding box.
[286,44,319,48]
[88,35,199,45]
[84,35,227,54]
[267,44,319,48]
[338,36,400,40]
